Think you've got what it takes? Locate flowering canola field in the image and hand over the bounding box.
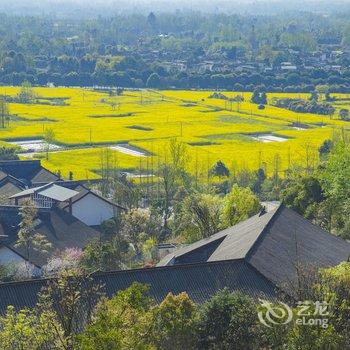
[0,86,348,180]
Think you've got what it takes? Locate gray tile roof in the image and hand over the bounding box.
[157,209,277,266]
[208,209,276,261]
[0,259,277,314]
[0,206,348,314]
[0,182,24,201]
[36,184,78,202]
[159,205,350,289]
[246,206,350,287]
[10,183,78,202]
[0,160,59,185]
[0,206,100,267]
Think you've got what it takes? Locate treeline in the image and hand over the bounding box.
[273,98,335,115]
[0,263,349,349]
[4,58,350,92]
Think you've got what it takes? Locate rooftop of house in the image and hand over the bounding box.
[0,179,24,201]
[0,205,348,314]
[0,160,59,186]
[158,205,350,289]
[57,182,126,210]
[0,205,101,267]
[0,259,277,314]
[0,161,124,210]
[10,183,79,202]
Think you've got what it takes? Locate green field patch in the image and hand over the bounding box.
[219,115,272,125]
[204,133,251,142]
[127,125,153,131]
[1,95,69,106]
[89,112,136,118]
[188,141,221,146]
[11,115,58,123]
[200,107,223,113]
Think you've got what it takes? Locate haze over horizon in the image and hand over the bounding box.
[0,0,349,18]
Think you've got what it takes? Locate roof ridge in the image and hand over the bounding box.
[244,203,284,260]
[0,160,41,165]
[34,182,55,192]
[31,165,60,182]
[0,258,247,288]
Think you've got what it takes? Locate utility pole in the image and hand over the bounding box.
[207,151,210,186]
[139,157,142,185]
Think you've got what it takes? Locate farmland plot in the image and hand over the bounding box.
[0,87,348,180]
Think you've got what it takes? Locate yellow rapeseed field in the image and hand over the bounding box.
[0,86,348,180]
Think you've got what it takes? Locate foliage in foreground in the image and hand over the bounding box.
[0,262,349,350]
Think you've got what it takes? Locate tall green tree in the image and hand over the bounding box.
[0,306,61,350]
[43,128,56,160]
[17,81,36,103]
[221,184,261,227]
[196,289,263,350]
[318,141,350,237]
[15,200,51,273]
[182,193,223,239]
[78,282,153,350]
[150,292,197,350]
[39,269,103,350]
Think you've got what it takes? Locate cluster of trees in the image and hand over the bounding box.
[280,136,350,239]
[251,88,267,105]
[183,134,350,241]
[5,59,350,92]
[273,97,335,115]
[0,260,349,349]
[339,108,350,121]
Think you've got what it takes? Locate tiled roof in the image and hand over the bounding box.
[0,182,24,201]
[10,183,79,202]
[0,206,100,266]
[0,205,348,314]
[159,205,350,288]
[157,208,277,266]
[0,259,277,314]
[0,160,58,185]
[245,206,350,287]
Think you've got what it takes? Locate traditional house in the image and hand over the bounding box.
[158,205,350,290]
[0,160,124,227]
[0,205,100,269]
[9,182,124,227]
[58,183,125,227]
[0,205,348,313]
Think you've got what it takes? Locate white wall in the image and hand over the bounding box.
[72,193,116,226]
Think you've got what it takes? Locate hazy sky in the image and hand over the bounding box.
[0,0,349,17]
